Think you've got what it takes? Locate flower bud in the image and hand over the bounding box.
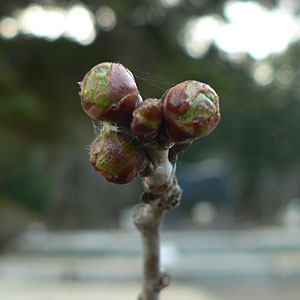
[162,80,220,143]
[90,125,148,184]
[130,98,162,143]
[80,62,142,127]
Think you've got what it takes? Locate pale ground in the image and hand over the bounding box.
[1,227,300,300]
[1,277,300,300]
[0,280,218,300]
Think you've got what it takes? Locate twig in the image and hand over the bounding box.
[134,204,168,300]
[134,142,182,300]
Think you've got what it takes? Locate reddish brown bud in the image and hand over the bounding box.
[162,80,220,143]
[89,125,148,184]
[168,140,193,164]
[80,62,142,127]
[130,98,163,143]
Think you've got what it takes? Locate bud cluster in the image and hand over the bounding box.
[79,62,220,184]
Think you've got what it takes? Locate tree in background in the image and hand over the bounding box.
[0,0,300,231]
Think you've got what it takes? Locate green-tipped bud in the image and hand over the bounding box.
[162,80,220,143]
[89,125,147,184]
[80,62,142,127]
[130,98,163,143]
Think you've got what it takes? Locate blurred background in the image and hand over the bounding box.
[1,0,300,299]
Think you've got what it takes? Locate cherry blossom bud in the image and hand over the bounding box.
[162,80,220,143]
[80,62,142,127]
[131,98,162,143]
[90,125,147,184]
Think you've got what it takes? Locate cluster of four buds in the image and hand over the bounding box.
[79,62,220,184]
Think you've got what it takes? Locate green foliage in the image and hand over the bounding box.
[0,157,49,212]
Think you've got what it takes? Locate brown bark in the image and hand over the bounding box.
[134,142,182,300]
